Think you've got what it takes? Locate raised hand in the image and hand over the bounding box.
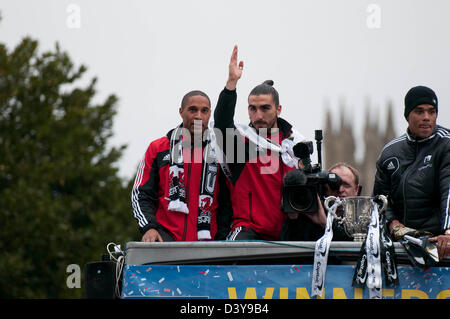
[226,45,244,90]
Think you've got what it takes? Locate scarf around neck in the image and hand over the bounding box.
[167,126,218,240]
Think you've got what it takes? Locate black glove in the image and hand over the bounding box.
[393,225,439,269]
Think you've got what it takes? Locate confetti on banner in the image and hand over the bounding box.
[121,264,448,299]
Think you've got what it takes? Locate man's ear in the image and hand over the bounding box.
[277,104,282,116]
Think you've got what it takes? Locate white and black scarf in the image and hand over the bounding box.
[167,126,218,240]
[209,121,306,180]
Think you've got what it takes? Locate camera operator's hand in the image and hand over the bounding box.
[303,195,327,227]
[226,45,244,91]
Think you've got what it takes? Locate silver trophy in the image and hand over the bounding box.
[324,195,388,242]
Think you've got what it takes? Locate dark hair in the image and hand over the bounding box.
[181,90,211,109]
[248,80,280,105]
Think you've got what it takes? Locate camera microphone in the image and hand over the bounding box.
[293,141,313,172]
[293,141,312,159]
[283,169,307,186]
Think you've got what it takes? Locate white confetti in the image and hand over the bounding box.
[203,269,210,276]
[177,288,182,295]
[158,277,165,283]
[227,272,233,282]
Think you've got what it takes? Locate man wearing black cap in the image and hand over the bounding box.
[373,86,450,261]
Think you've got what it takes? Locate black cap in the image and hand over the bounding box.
[404,86,438,119]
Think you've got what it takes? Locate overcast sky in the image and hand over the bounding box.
[1,0,449,179]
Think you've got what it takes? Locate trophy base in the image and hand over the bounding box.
[353,234,366,242]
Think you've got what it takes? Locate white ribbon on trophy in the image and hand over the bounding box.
[319,195,388,299]
[366,202,382,299]
[311,199,341,298]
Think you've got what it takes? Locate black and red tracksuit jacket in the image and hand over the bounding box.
[131,128,223,241]
[214,88,296,240]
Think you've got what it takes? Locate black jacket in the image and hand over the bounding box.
[373,125,450,235]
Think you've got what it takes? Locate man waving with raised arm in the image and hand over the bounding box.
[213,45,326,241]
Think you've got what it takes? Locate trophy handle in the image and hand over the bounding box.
[324,196,338,211]
[375,195,388,213]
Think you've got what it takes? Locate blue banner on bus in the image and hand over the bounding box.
[121,264,449,299]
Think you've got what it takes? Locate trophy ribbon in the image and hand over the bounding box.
[352,239,368,287]
[379,212,399,286]
[366,202,382,298]
[311,199,340,298]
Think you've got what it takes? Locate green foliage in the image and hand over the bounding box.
[0,37,140,298]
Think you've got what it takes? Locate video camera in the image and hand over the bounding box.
[281,130,342,214]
